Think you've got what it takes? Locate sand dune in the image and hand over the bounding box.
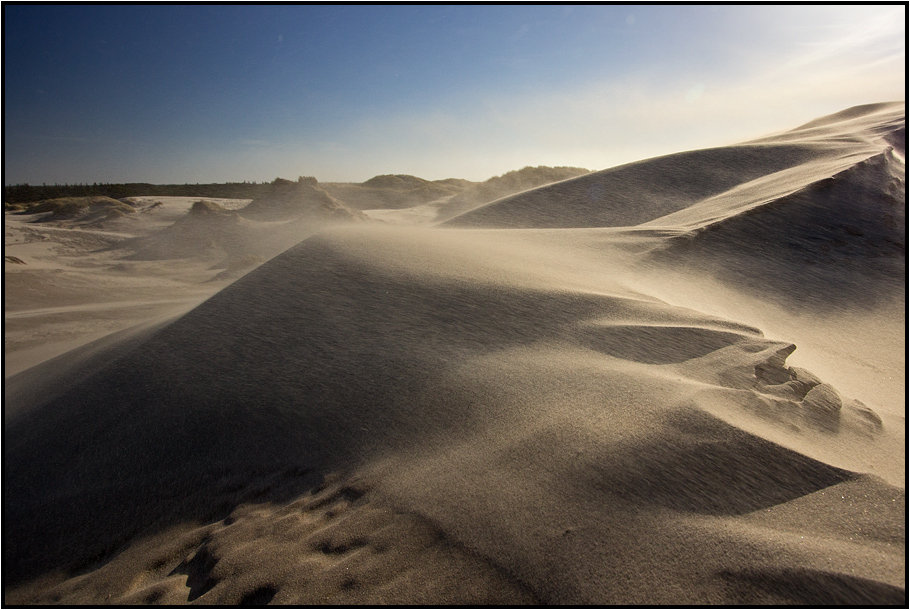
[441,144,829,229]
[443,103,902,230]
[320,174,472,211]
[239,177,366,223]
[351,166,591,225]
[4,103,905,604]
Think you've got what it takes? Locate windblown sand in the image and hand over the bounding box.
[4,103,905,605]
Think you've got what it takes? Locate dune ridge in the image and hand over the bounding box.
[4,103,905,604]
[443,102,902,230]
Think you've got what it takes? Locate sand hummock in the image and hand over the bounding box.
[3,102,905,605]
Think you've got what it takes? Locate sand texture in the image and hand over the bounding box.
[4,102,905,605]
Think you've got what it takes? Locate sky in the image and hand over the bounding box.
[4,4,905,185]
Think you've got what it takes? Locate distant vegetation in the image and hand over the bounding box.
[5,167,591,214]
[4,182,270,204]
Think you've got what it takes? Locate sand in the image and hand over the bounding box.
[3,102,905,605]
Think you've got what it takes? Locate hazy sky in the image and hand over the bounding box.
[4,4,905,185]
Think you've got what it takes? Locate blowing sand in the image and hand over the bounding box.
[3,102,905,605]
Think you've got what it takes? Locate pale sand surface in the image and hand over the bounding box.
[3,103,905,605]
[4,201,241,377]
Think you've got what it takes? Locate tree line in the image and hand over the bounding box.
[4,181,277,204]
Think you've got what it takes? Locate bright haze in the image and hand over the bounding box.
[3,4,905,185]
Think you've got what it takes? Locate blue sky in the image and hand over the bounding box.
[4,4,905,185]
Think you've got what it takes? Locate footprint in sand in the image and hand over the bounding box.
[753,345,883,434]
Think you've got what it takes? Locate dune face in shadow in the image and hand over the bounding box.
[586,409,854,515]
[720,567,907,605]
[577,324,754,364]
[4,103,905,604]
[649,143,905,310]
[4,474,537,606]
